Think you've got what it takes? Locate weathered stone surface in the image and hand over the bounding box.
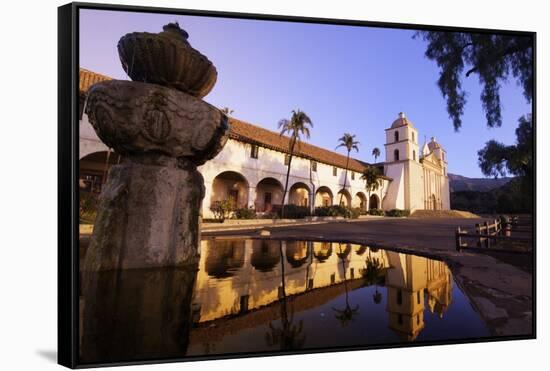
[80,266,197,363]
[85,80,228,165]
[117,22,217,98]
[83,23,228,273]
[83,155,204,271]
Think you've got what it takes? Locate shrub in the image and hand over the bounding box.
[385,208,410,217]
[368,208,384,216]
[202,218,224,223]
[314,205,359,219]
[80,191,98,223]
[233,207,257,219]
[350,207,361,219]
[278,205,310,219]
[210,199,234,221]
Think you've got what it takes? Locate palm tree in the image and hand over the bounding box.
[265,241,306,350]
[220,107,234,115]
[278,110,313,218]
[361,165,382,210]
[336,133,360,206]
[372,147,381,162]
[332,244,360,326]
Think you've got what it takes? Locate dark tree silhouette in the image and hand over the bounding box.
[415,31,533,130]
[278,110,313,218]
[336,133,360,206]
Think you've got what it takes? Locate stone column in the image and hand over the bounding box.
[248,186,257,210]
[83,23,229,271]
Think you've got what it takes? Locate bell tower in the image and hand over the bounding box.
[383,112,423,211]
[385,112,419,163]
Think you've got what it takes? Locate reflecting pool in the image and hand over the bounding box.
[80,239,490,364]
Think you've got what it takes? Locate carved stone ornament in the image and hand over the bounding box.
[85,80,229,165]
[117,22,217,98]
[83,23,228,272]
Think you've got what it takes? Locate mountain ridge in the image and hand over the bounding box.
[448,173,513,192]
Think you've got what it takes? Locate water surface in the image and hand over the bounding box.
[80,239,490,363]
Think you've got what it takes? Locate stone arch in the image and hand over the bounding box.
[336,243,352,260]
[355,245,368,256]
[313,242,333,263]
[211,170,249,209]
[337,189,352,207]
[250,240,280,272]
[256,177,284,212]
[289,182,311,207]
[369,194,380,210]
[79,150,121,194]
[315,186,333,207]
[431,194,438,210]
[204,240,245,278]
[285,241,309,268]
[354,192,367,211]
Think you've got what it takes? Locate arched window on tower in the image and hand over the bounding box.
[394,149,400,161]
[413,150,416,161]
[394,131,399,142]
[412,132,415,143]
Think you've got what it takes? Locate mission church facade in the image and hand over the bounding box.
[79,68,450,219]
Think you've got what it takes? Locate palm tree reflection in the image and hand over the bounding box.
[332,244,360,326]
[265,241,306,350]
[362,251,384,304]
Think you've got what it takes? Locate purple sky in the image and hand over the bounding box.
[79,8,531,177]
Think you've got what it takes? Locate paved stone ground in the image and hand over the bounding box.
[203,217,534,338]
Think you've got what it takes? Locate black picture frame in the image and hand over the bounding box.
[58,2,536,368]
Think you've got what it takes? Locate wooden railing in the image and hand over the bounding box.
[455,217,531,252]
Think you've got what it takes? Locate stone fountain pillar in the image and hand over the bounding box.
[83,23,228,271]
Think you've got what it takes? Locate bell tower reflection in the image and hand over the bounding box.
[385,253,452,341]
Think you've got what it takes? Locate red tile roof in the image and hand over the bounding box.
[79,68,383,176]
[79,68,112,94]
[228,118,369,173]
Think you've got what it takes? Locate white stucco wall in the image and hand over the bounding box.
[78,111,454,217]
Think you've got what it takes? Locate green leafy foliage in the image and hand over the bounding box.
[385,209,410,217]
[368,208,384,216]
[233,207,257,219]
[278,109,313,218]
[450,178,531,214]
[314,205,359,219]
[79,191,98,223]
[277,205,310,219]
[209,199,234,221]
[415,32,532,130]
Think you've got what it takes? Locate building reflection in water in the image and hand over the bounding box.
[190,239,455,351]
[80,238,482,363]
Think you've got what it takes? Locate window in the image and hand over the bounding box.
[394,130,399,142]
[397,290,403,305]
[412,132,415,143]
[417,291,421,304]
[333,167,337,176]
[398,314,403,325]
[284,154,290,165]
[413,150,416,161]
[311,160,317,172]
[394,149,400,161]
[351,172,355,180]
[250,144,259,159]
